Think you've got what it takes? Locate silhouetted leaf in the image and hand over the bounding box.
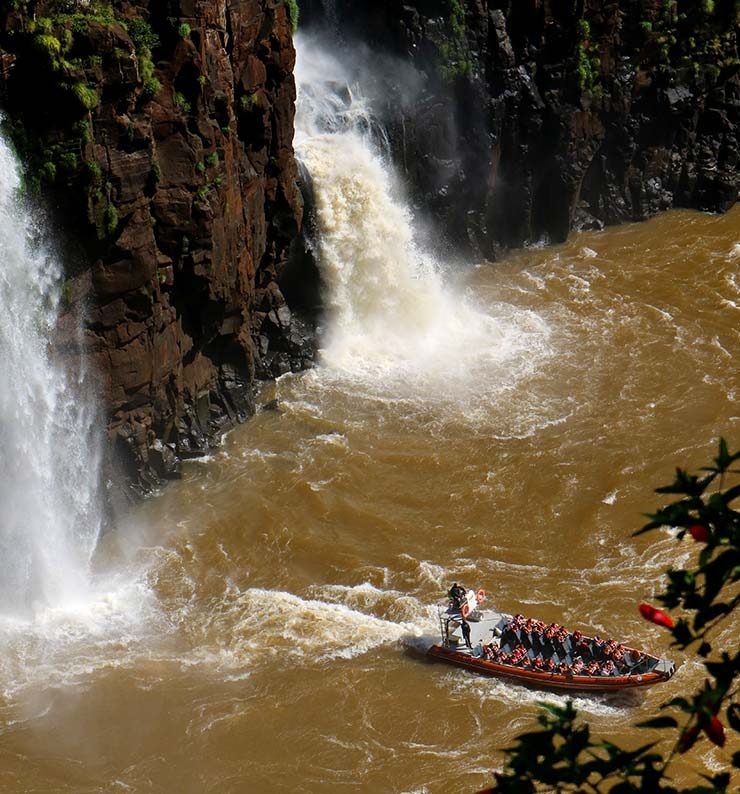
[636,716,678,729]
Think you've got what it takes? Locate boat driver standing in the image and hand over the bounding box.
[460,618,473,649]
[447,582,466,610]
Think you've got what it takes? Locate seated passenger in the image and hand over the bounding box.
[545,657,556,671]
[586,661,599,675]
[510,645,527,665]
[571,658,584,674]
[558,661,569,675]
[533,656,544,670]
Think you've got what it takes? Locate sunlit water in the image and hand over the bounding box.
[0,133,102,618]
[0,207,737,792]
[1,33,738,793]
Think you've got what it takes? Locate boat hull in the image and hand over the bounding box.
[428,645,671,691]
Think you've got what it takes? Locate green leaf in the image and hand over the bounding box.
[727,703,740,733]
[720,482,740,504]
[636,716,678,729]
[698,641,712,657]
[716,437,731,470]
[663,696,692,712]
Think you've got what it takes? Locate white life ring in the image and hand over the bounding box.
[476,589,486,603]
[461,602,470,619]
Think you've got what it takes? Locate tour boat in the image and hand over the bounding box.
[427,589,675,691]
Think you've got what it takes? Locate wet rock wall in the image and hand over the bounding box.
[302,0,740,258]
[0,0,315,501]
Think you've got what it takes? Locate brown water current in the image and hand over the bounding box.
[0,208,739,792]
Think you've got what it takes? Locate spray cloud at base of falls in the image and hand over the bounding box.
[0,131,102,618]
[293,34,553,403]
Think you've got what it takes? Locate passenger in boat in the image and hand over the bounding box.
[571,657,584,674]
[511,644,527,665]
[585,661,599,676]
[558,661,569,675]
[545,657,556,672]
[601,660,616,676]
[574,633,590,657]
[534,656,544,670]
[460,618,473,649]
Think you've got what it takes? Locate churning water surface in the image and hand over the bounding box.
[0,35,738,794]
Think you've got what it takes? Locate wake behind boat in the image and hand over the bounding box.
[427,587,675,691]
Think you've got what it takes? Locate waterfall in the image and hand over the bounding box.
[293,35,551,392]
[0,131,102,617]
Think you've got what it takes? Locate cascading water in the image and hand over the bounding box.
[0,131,102,617]
[293,35,552,397]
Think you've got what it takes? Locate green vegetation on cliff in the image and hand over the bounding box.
[285,0,299,33]
[0,2,164,238]
[437,0,472,83]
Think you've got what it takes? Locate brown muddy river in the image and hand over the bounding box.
[0,206,738,792]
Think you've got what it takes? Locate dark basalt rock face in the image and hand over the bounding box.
[0,0,317,503]
[302,0,740,259]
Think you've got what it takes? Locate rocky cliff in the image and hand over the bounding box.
[1,1,738,501]
[0,0,316,502]
[301,0,740,258]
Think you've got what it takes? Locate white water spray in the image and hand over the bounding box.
[0,132,102,616]
[293,35,551,391]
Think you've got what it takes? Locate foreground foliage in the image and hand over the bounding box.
[489,440,740,792]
